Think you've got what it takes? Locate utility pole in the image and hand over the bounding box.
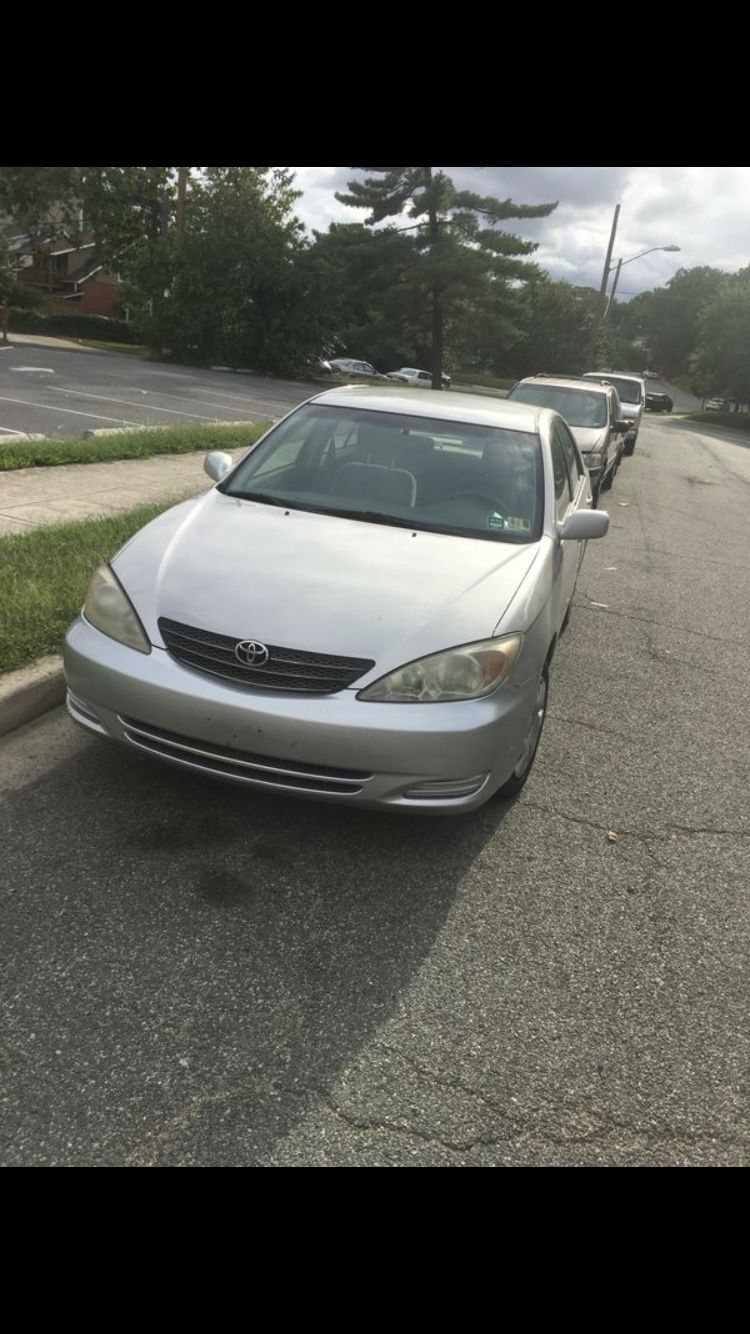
[604,258,624,318]
[587,203,621,364]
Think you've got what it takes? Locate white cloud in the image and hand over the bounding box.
[288,167,750,294]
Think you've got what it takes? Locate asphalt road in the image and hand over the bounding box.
[0,342,317,437]
[1,415,748,1166]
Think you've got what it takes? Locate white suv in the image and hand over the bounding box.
[583,373,645,457]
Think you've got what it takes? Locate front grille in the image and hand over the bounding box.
[158,617,375,694]
[120,716,372,795]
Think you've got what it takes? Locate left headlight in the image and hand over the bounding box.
[83,564,151,655]
[358,635,523,703]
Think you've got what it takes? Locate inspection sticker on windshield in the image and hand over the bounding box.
[488,514,507,531]
[505,516,531,533]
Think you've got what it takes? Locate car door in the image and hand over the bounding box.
[607,390,623,474]
[550,421,581,627]
[556,418,590,575]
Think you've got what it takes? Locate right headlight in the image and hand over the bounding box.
[357,635,523,703]
[83,564,151,654]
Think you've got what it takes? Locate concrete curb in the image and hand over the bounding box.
[82,421,259,439]
[0,656,65,738]
[0,432,48,444]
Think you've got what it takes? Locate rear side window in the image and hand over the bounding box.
[550,429,573,521]
[554,421,584,487]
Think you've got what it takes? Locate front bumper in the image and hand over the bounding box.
[64,616,540,813]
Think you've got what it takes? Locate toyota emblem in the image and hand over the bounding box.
[235,639,270,667]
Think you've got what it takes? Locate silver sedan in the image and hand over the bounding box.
[64,387,608,813]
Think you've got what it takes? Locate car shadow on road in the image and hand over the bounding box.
[2,735,515,1165]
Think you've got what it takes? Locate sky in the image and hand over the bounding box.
[288,167,750,298]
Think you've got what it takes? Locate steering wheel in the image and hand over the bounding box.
[444,490,509,518]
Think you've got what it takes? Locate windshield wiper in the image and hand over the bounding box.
[226,496,430,532]
[321,508,420,530]
[227,491,301,509]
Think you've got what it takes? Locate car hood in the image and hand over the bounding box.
[570,426,609,454]
[113,491,543,682]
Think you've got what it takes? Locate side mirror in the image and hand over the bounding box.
[559,510,609,541]
[204,451,233,482]
[613,421,630,434]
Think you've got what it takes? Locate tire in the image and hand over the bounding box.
[624,435,637,457]
[602,463,614,492]
[496,664,549,799]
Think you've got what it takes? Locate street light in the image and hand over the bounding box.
[604,245,681,317]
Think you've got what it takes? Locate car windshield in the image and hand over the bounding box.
[592,376,642,405]
[509,384,608,429]
[221,404,542,543]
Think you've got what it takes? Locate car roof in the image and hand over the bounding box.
[515,376,612,398]
[310,384,548,433]
[584,371,645,384]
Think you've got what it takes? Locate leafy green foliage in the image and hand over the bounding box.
[0,500,177,673]
[335,168,557,385]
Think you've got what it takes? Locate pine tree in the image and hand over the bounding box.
[336,168,557,388]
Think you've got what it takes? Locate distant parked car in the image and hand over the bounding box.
[329,358,385,380]
[582,372,646,457]
[646,392,673,413]
[387,367,452,389]
[642,370,659,380]
[705,398,729,412]
[506,376,628,507]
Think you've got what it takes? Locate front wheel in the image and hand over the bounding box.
[624,435,637,456]
[496,666,549,799]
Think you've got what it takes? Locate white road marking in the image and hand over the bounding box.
[49,386,231,422]
[0,395,140,426]
[10,367,56,374]
[118,385,264,413]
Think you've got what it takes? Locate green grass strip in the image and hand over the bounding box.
[0,499,181,673]
[0,420,270,471]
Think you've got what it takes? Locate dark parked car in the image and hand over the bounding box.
[646,392,673,413]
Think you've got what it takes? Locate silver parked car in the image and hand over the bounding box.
[387,367,452,389]
[329,358,384,380]
[64,388,609,814]
[506,376,628,506]
[582,372,646,457]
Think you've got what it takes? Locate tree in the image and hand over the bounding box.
[122,168,332,373]
[503,279,600,378]
[308,222,437,370]
[0,236,39,343]
[0,166,82,293]
[693,272,750,405]
[77,166,177,265]
[336,168,557,387]
[643,266,725,373]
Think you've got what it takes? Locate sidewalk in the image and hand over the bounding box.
[0,449,245,536]
[4,332,108,353]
